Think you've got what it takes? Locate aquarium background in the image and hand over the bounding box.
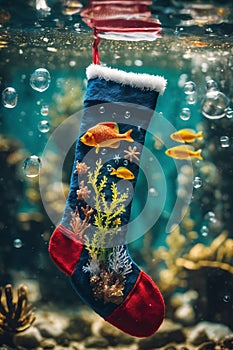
[0,0,233,349]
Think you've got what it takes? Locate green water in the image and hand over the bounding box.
[0,0,233,345]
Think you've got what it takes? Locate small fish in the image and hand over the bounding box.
[165,145,203,160]
[170,129,203,143]
[80,122,134,153]
[110,166,135,180]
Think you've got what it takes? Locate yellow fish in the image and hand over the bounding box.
[165,145,203,160]
[80,122,134,153]
[110,166,135,180]
[170,129,203,143]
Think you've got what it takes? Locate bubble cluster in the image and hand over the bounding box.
[180,107,191,121]
[30,68,51,92]
[23,155,41,178]
[2,87,18,108]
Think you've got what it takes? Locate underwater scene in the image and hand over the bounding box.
[0,0,233,349]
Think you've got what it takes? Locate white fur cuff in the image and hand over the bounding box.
[86,64,167,95]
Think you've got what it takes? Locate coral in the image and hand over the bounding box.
[0,284,36,335]
[82,256,101,276]
[176,231,233,274]
[82,246,132,304]
[74,161,90,174]
[90,268,125,304]
[109,245,133,276]
[70,205,94,241]
[76,180,91,201]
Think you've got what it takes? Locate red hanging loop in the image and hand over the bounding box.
[92,28,101,64]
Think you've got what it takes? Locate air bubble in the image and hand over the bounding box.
[38,120,50,133]
[23,155,41,178]
[206,79,218,91]
[106,164,112,172]
[201,91,229,119]
[192,176,202,188]
[180,107,191,121]
[200,225,209,237]
[40,104,49,116]
[30,68,51,92]
[99,106,105,114]
[220,136,230,148]
[101,148,107,155]
[205,211,216,223]
[123,159,128,166]
[14,238,23,248]
[186,92,197,105]
[223,295,231,303]
[225,107,233,119]
[183,81,196,95]
[2,87,18,108]
[112,112,117,119]
[149,187,157,197]
[124,111,131,119]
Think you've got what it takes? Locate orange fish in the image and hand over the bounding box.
[170,129,203,143]
[80,122,134,153]
[110,166,135,180]
[165,145,203,160]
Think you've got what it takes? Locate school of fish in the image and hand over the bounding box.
[166,128,204,160]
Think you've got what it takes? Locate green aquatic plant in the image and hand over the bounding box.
[0,284,36,336]
[84,159,128,259]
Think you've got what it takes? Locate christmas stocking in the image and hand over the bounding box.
[49,64,166,337]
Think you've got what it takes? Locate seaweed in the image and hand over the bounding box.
[0,284,36,345]
[83,159,128,260]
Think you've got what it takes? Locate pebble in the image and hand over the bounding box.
[138,319,186,349]
[99,321,135,345]
[222,335,233,348]
[84,335,109,348]
[40,338,57,349]
[13,326,42,348]
[174,304,196,325]
[189,321,233,344]
[65,314,93,341]
[197,341,216,350]
[36,311,69,338]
